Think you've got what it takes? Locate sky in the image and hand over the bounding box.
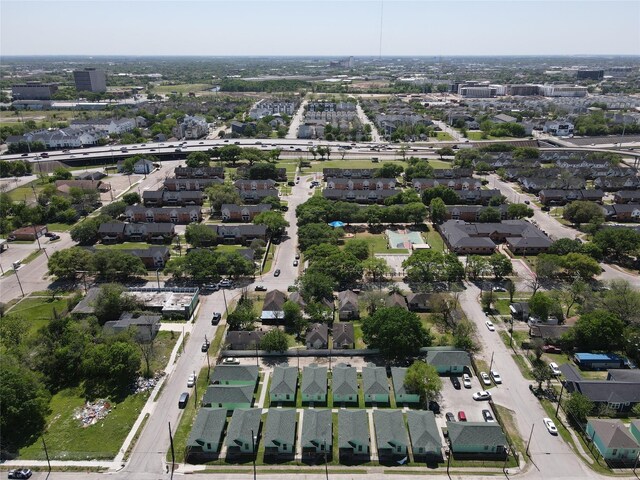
[1,0,639,56]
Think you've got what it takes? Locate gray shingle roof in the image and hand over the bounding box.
[301,409,332,449]
[406,410,442,454]
[391,367,412,397]
[338,409,369,449]
[332,364,358,396]
[202,385,254,407]
[186,408,227,448]
[225,408,262,449]
[362,365,388,395]
[264,409,296,448]
[210,365,259,385]
[447,422,507,448]
[373,410,409,450]
[588,419,640,449]
[270,365,298,396]
[302,364,327,396]
[424,349,472,368]
[332,322,354,346]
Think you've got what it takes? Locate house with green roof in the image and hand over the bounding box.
[225,408,262,458]
[202,384,254,411]
[406,410,443,462]
[186,408,227,462]
[362,365,390,404]
[373,410,410,463]
[447,422,508,458]
[302,364,328,404]
[391,367,420,405]
[586,418,640,463]
[338,409,370,463]
[424,348,471,374]
[301,409,333,461]
[210,365,260,387]
[269,364,298,404]
[263,408,297,462]
[332,363,358,404]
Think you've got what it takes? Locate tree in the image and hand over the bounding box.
[421,186,459,206]
[376,162,404,178]
[227,296,256,331]
[430,197,446,224]
[572,310,625,351]
[102,200,127,219]
[507,203,534,219]
[478,207,502,223]
[344,239,371,260]
[283,300,307,338]
[47,247,93,280]
[453,319,478,352]
[531,362,553,391]
[206,183,242,212]
[248,162,278,180]
[404,202,428,225]
[403,250,465,285]
[70,216,106,245]
[549,238,583,256]
[488,253,513,279]
[404,161,434,181]
[52,167,72,181]
[308,251,364,288]
[563,201,605,227]
[559,253,601,279]
[600,280,640,326]
[361,307,432,361]
[593,228,640,261]
[298,223,342,251]
[259,329,289,352]
[565,393,594,424]
[253,210,289,236]
[481,290,495,312]
[466,255,490,280]
[185,223,217,247]
[219,144,243,164]
[436,147,455,159]
[91,250,147,280]
[362,257,391,284]
[559,278,588,318]
[404,361,442,405]
[505,278,516,303]
[83,340,141,397]
[185,151,210,168]
[528,292,556,321]
[299,271,336,302]
[93,284,142,325]
[0,356,51,451]
[122,192,141,205]
[120,157,137,174]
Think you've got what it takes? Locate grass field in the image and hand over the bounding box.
[465,132,513,141]
[433,132,454,141]
[153,83,213,94]
[95,242,151,250]
[351,232,407,254]
[8,296,70,335]
[148,331,180,374]
[19,387,149,460]
[422,227,445,252]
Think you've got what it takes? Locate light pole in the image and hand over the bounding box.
[526,424,535,457]
[251,430,257,480]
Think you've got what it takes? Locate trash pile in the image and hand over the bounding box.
[74,399,112,427]
[133,371,165,394]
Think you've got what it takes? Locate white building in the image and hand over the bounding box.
[543,120,575,136]
[541,85,588,97]
[176,115,209,139]
[70,118,136,135]
[6,126,106,149]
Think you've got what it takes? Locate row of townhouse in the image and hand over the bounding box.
[164,177,223,191]
[412,177,482,191]
[6,125,107,149]
[602,204,640,222]
[326,177,397,190]
[98,222,176,243]
[220,204,270,222]
[125,206,202,224]
[538,189,604,205]
[143,190,204,207]
[520,177,586,193]
[321,168,473,181]
[174,166,225,179]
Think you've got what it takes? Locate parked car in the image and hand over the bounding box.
[492,286,506,292]
[187,374,196,388]
[445,412,455,422]
[223,357,240,365]
[482,409,495,422]
[473,391,492,401]
[462,373,472,388]
[524,200,530,205]
[201,341,210,352]
[457,411,467,422]
[549,362,562,376]
[178,392,189,409]
[44,232,56,238]
[211,312,222,325]
[491,370,502,384]
[543,345,562,354]
[485,320,495,331]
[543,417,558,435]
[218,279,233,288]
[428,401,440,414]
[480,372,491,386]
[293,260,299,267]
[254,285,267,291]
[203,283,219,292]
[8,469,32,479]
[295,253,300,259]
[48,234,60,241]
[274,269,281,277]
[450,376,461,390]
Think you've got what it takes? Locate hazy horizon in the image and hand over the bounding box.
[2,1,639,57]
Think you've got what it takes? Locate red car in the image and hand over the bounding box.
[457,411,467,422]
[543,345,562,354]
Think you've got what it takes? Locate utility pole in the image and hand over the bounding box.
[526,424,535,456]
[14,267,25,297]
[41,435,51,472]
[489,351,494,372]
[168,422,175,480]
[324,439,329,480]
[555,382,565,416]
[193,370,198,405]
[156,268,161,288]
[222,287,229,316]
[252,430,257,480]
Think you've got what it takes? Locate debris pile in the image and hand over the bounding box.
[133,371,165,394]
[74,399,112,427]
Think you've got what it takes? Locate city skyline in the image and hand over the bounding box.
[1,0,639,57]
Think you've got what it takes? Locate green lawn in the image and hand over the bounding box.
[422,227,444,253]
[352,232,407,254]
[6,183,44,203]
[148,331,180,374]
[96,242,151,250]
[8,296,70,335]
[153,83,213,94]
[433,132,454,141]
[19,387,149,460]
[46,222,74,232]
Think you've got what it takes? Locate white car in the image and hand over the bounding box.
[549,362,562,376]
[480,372,491,386]
[223,357,240,365]
[462,373,472,388]
[491,370,502,384]
[543,417,558,435]
[485,320,495,331]
[473,391,492,401]
[187,374,196,388]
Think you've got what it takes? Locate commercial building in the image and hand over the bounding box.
[73,68,107,93]
[541,85,588,97]
[12,82,58,100]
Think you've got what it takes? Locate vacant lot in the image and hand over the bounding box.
[154,83,212,94]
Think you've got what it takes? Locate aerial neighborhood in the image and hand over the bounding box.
[1,52,640,480]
